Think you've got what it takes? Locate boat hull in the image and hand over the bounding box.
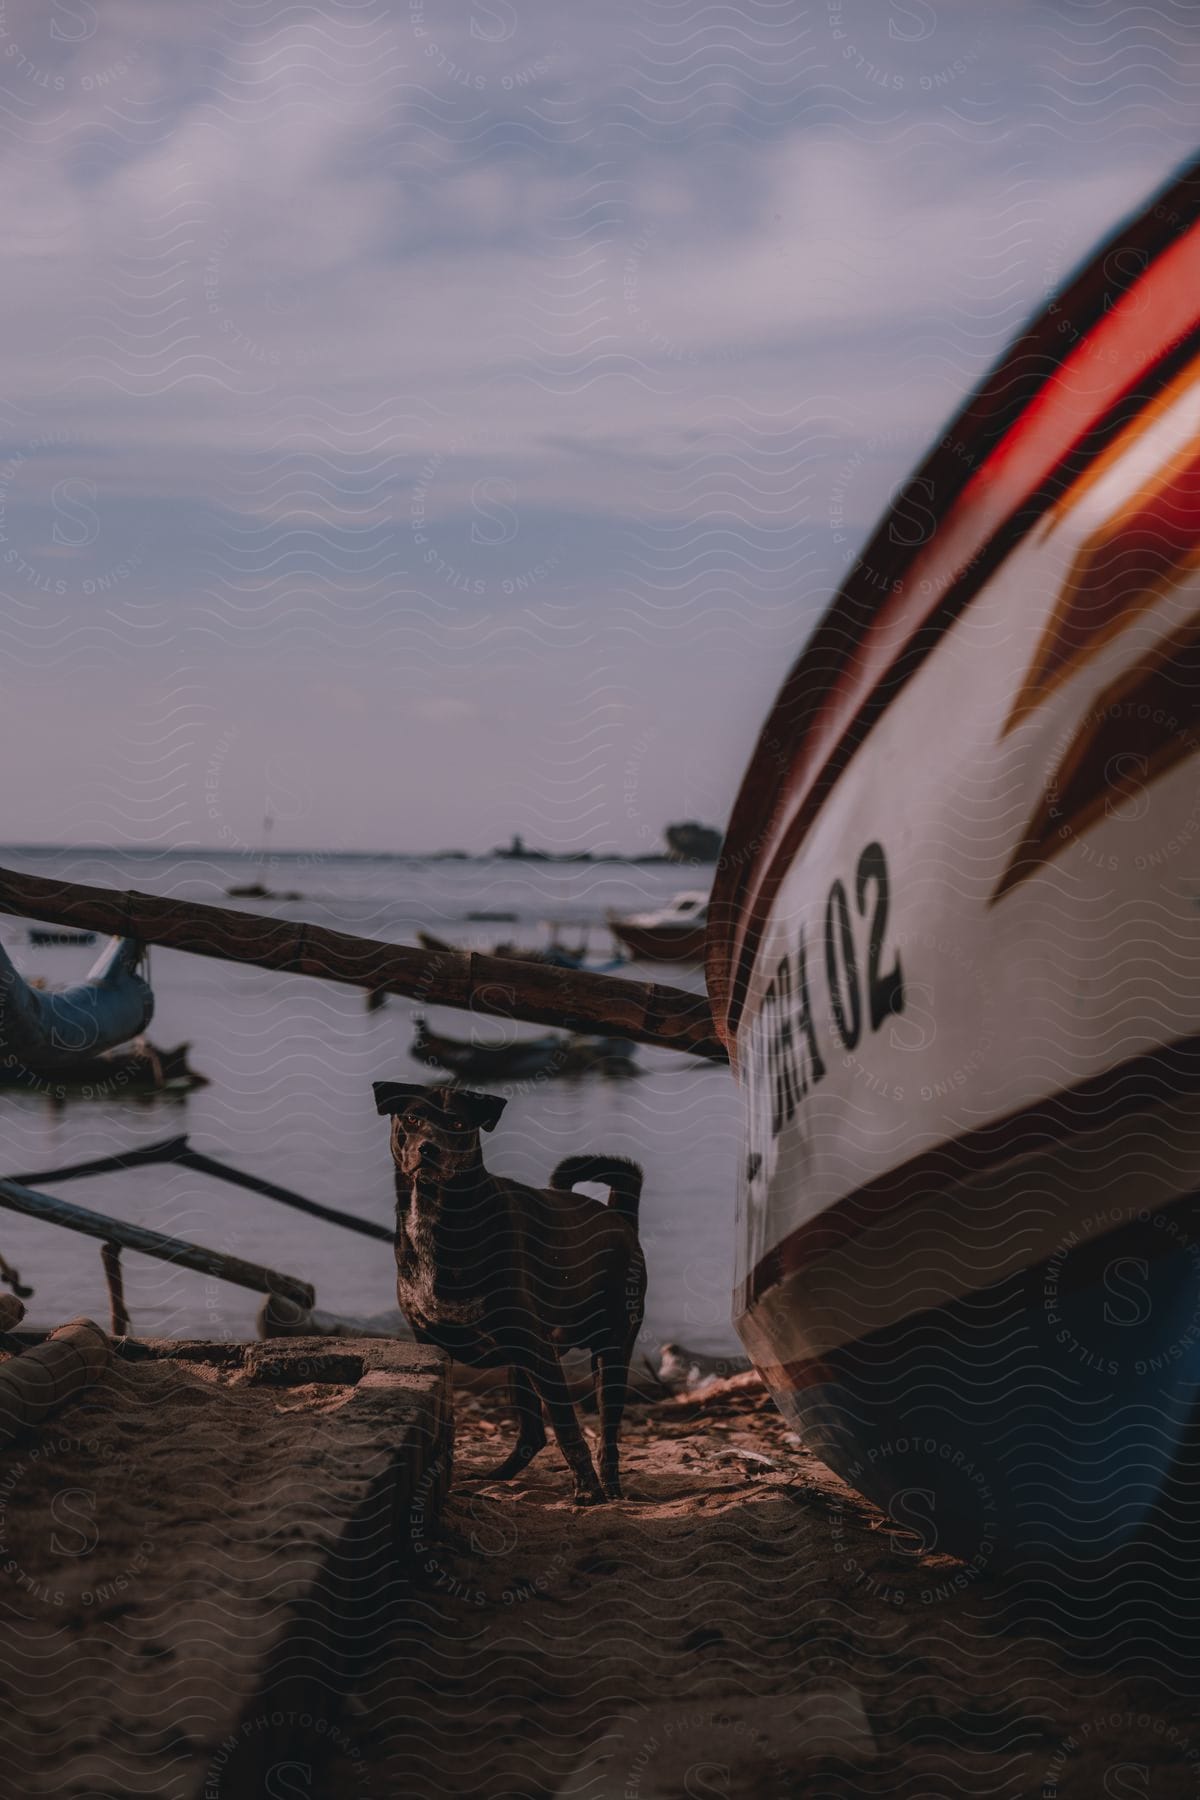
[710,158,1200,1568]
[760,1247,1200,1578]
[740,1101,1200,1567]
[0,935,153,1073]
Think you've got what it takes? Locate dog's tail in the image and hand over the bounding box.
[550,1154,643,1224]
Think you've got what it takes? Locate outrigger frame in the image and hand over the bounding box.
[0,865,725,1061]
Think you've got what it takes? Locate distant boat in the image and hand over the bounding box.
[411,1015,638,1082]
[415,927,625,974]
[225,881,303,900]
[412,1015,565,1081]
[607,891,708,963]
[226,809,301,899]
[28,929,95,948]
[492,833,549,860]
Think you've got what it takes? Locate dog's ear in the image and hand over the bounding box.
[373,1080,427,1117]
[453,1090,507,1132]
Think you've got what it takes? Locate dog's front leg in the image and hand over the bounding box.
[528,1349,605,1506]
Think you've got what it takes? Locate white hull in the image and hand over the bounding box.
[709,158,1200,1565]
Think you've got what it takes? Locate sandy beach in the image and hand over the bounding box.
[327,1374,1200,1799]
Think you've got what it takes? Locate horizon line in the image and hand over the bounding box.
[0,842,717,864]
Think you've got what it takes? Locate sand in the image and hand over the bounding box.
[4,1338,1197,1796]
[0,1337,449,1799]
[329,1373,1200,1799]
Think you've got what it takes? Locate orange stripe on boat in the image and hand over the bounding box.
[1005,431,1200,734]
[711,203,1200,1051]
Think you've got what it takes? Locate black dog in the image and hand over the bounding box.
[373,1080,646,1504]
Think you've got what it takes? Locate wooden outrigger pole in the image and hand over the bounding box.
[0,1176,315,1310]
[10,1133,394,1245]
[0,865,727,1062]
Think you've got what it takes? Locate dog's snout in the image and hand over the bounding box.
[419,1140,439,1165]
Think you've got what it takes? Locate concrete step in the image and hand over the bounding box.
[0,1333,451,1798]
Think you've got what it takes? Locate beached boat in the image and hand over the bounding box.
[607,892,708,963]
[707,159,1200,1570]
[7,145,1200,1571]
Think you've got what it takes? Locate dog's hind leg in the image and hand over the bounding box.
[487,1365,548,1480]
[529,1351,605,1506]
[593,1339,633,1499]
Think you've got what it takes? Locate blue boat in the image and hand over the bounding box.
[0,934,153,1072]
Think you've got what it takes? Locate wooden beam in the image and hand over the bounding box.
[0,864,727,1061]
[0,1178,315,1309]
[176,1148,394,1244]
[9,1134,393,1245]
[8,1136,189,1186]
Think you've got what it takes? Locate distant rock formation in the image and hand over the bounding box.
[664,821,723,863]
[493,833,550,860]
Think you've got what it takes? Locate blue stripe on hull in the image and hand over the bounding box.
[759,1242,1200,1571]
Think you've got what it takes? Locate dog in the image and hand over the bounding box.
[373,1080,646,1504]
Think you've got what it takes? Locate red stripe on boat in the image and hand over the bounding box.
[709,167,1200,1054]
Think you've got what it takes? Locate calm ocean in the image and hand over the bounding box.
[0,847,740,1355]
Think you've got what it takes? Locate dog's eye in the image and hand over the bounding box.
[403,1112,420,1128]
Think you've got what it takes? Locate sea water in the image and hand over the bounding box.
[0,847,739,1354]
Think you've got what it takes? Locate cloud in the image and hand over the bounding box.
[0,1,1195,848]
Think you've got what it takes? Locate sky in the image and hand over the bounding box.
[0,0,1198,853]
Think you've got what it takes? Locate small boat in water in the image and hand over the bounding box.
[416,927,625,973]
[413,1013,563,1080]
[608,891,708,963]
[0,1039,207,1097]
[226,882,302,901]
[416,927,581,968]
[707,156,1200,1572]
[411,1014,638,1082]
